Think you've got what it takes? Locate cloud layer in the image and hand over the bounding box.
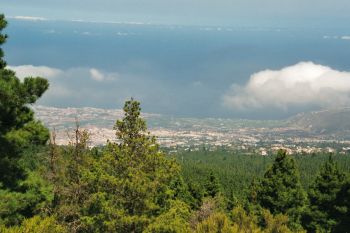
[223,62,350,111]
[8,65,62,79]
[9,16,47,21]
[8,65,120,104]
[7,64,172,111]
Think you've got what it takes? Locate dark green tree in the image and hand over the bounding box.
[302,156,346,232]
[187,181,204,210]
[0,14,50,226]
[254,150,307,230]
[52,99,182,233]
[0,15,49,190]
[204,171,221,198]
[334,177,350,233]
[170,175,197,208]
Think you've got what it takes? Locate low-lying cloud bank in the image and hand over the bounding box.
[8,65,118,82]
[223,62,350,111]
[8,65,62,79]
[6,64,171,110]
[8,65,121,105]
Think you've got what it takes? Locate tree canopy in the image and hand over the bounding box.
[254,150,307,230]
[303,156,346,232]
[0,14,49,190]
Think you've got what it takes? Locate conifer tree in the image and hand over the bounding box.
[0,14,49,189]
[303,156,346,232]
[0,14,50,227]
[187,181,204,210]
[334,177,350,232]
[204,171,221,198]
[254,150,307,230]
[52,99,182,232]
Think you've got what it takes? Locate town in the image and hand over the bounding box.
[34,105,350,155]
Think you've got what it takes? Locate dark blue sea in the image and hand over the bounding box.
[4,19,350,118]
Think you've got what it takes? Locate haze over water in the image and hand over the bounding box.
[4,18,350,119]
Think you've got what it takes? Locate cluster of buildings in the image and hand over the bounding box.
[34,106,350,156]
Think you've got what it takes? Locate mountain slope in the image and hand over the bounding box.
[288,108,350,136]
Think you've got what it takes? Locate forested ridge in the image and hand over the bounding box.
[1,14,350,233]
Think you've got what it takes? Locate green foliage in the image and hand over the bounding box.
[230,205,261,232]
[0,215,67,233]
[47,128,92,232]
[170,175,198,209]
[204,171,222,198]
[303,156,346,232]
[188,181,205,210]
[174,149,350,203]
[144,200,191,233]
[261,210,296,233]
[190,204,296,233]
[195,212,232,233]
[0,14,49,189]
[0,14,50,227]
[254,150,307,230]
[334,177,350,232]
[49,99,183,232]
[0,172,53,226]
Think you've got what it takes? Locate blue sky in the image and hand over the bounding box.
[2,0,350,27]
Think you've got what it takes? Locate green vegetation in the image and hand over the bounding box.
[254,151,307,230]
[1,13,350,232]
[174,149,350,198]
[302,157,347,232]
[0,14,50,227]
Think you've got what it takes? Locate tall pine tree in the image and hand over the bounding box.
[334,177,350,233]
[0,14,49,189]
[51,99,183,233]
[254,150,307,230]
[204,171,221,198]
[0,14,50,226]
[303,156,346,232]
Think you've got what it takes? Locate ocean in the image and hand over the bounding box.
[4,19,350,118]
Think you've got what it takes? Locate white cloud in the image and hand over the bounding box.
[323,35,350,40]
[323,35,339,39]
[116,32,130,36]
[223,62,350,110]
[8,65,62,79]
[10,16,47,21]
[70,19,149,26]
[89,68,119,81]
[8,65,118,82]
[89,68,104,81]
[7,64,124,107]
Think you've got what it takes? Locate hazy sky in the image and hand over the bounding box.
[2,1,350,119]
[2,0,350,26]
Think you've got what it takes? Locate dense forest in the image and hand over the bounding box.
[1,14,350,233]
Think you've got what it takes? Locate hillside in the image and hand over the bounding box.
[288,108,350,137]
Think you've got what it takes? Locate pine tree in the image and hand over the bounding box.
[0,14,49,189]
[187,181,204,210]
[334,177,350,233]
[255,150,307,230]
[204,171,221,198]
[302,156,346,232]
[0,14,50,226]
[51,99,182,232]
